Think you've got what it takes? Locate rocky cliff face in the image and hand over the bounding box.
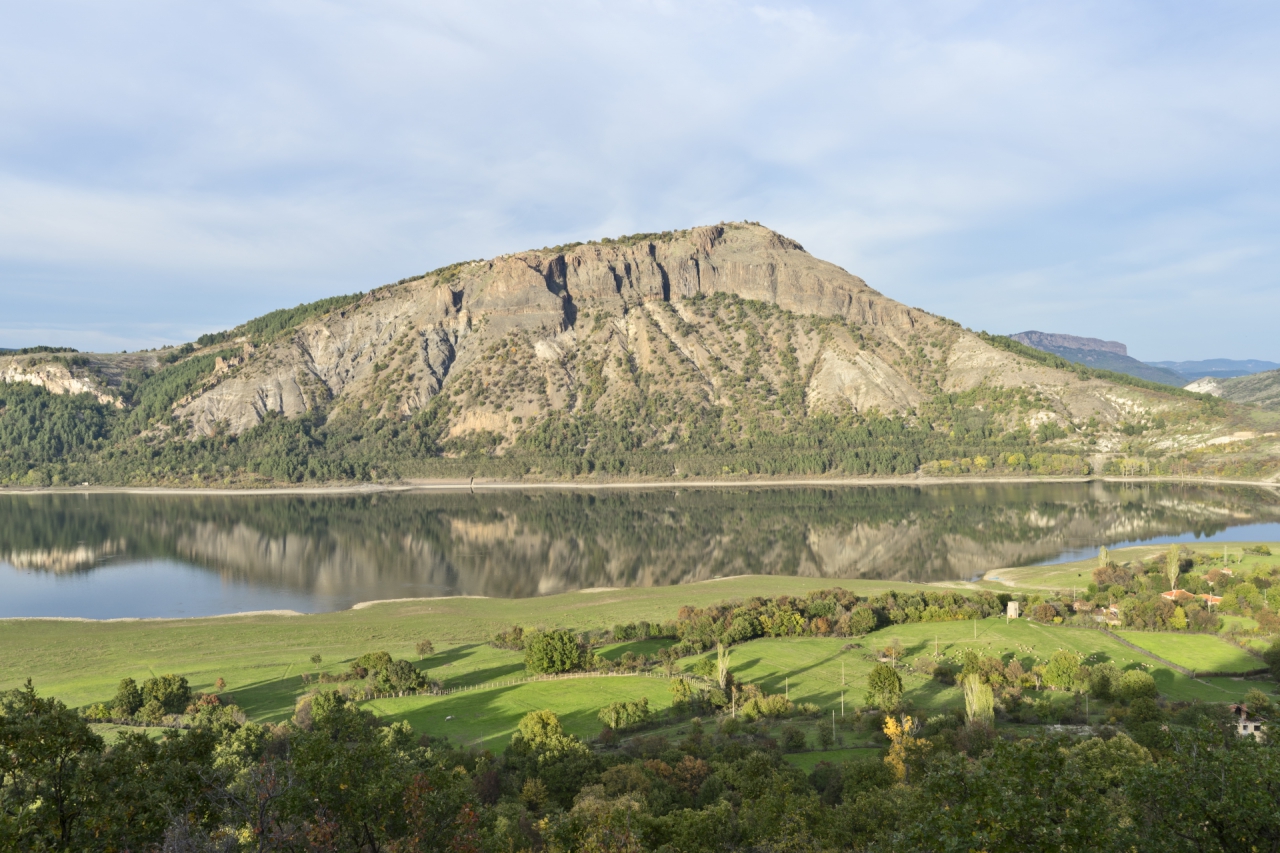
[167,223,1170,441]
[0,359,122,407]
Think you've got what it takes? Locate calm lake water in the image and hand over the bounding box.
[2,482,1279,619]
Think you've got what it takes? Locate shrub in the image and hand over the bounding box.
[1116,670,1158,703]
[739,693,793,721]
[138,698,167,724]
[1089,663,1120,700]
[376,659,425,693]
[524,629,582,674]
[598,698,651,731]
[866,664,903,713]
[352,651,393,677]
[847,607,878,635]
[1265,637,1280,682]
[1043,651,1082,691]
[1029,603,1059,623]
[141,674,191,714]
[780,725,807,752]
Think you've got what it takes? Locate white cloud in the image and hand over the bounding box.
[0,0,1278,358]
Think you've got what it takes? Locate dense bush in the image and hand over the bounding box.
[523,629,583,674]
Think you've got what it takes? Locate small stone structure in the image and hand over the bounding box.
[1006,601,1020,619]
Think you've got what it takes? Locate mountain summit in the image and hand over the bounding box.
[0,222,1272,485]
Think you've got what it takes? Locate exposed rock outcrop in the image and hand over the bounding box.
[0,360,121,407]
[162,222,1172,439]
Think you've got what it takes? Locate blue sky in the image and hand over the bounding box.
[2,1,1277,361]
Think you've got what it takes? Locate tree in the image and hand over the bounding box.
[658,645,680,675]
[352,651,394,678]
[111,677,143,717]
[1264,637,1280,682]
[0,681,104,850]
[1043,650,1082,691]
[141,674,190,714]
[376,659,426,693]
[962,675,994,727]
[866,664,903,713]
[847,607,877,635]
[1116,669,1158,702]
[716,641,733,690]
[1166,543,1180,592]
[506,710,598,809]
[1170,606,1188,630]
[416,639,435,659]
[669,677,695,707]
[1098,546,1109,567]
[524,630,582,674]
[1089,662,1120,700]
[883,716,929,783]
[310,653,322,666]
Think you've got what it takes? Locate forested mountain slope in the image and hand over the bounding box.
[0,223,1274,485]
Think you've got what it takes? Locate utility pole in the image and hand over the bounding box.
[785,676,789,700]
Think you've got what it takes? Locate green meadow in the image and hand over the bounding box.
[2,568,1274,751]
[0,576,917,717]
[1115,631,1263,673]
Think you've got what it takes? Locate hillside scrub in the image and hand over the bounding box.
[7,678,1280,852]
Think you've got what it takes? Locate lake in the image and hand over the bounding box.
[2,482,1279,619]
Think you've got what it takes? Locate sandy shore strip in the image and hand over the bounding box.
[0,609,305,623]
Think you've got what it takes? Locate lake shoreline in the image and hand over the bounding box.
[2,473,1278,497]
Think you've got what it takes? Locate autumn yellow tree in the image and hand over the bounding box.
[883,715,931,784]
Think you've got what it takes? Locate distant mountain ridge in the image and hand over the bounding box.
[1009,331,1186,386]
[1150,359,1280,381]
[1009,331,1129,357]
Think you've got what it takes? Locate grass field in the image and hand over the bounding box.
[365,674,678,749]
[1116,632,1264,673]
[971,541,1280,595]
[3,575,1274,748]
[0,575,917,714]
[783,747,882,773]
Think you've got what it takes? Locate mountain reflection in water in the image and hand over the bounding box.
[1,483,1279,613]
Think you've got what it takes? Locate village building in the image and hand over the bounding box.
[1229,704,1267,740]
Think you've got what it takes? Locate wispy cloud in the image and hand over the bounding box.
[1,1,1278,358]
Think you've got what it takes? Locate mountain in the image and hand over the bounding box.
[1008,331,1187,386]
[1150,358,1280,381]
[1186,369,1280,411]
[0,222,1271,486]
